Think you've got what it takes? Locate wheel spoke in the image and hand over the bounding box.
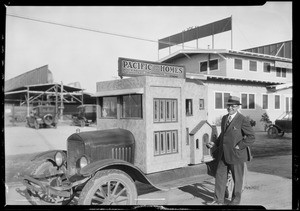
[111,181,120,196]
[115,187,126,198]
[115,197,129,204]
[107,181,111,197]
[98,185,107,198]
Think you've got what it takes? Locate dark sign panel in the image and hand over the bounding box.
[159,17,232,50]
[118,58,186,79]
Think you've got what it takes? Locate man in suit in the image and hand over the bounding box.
[206,96,255,205]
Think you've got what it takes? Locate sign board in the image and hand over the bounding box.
[275,61,292,69]
[118,57,186,79]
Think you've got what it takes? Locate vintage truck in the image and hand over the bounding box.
[26,105,58,129]
[20,128,218,205]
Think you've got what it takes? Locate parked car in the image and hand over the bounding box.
[267,111,292,138]
[26,105,58,129]
[72,104,97,127]
[19,128,218,205]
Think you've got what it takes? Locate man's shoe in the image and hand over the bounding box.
[207,200,223,205]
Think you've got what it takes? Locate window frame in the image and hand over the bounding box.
[240,93,256,110]
[99,96,118,119]
[263,62,271,73]
[234,58,243,70]
[120,94,143,119]
[262,94,269,110]
[249,60,257,71]
[154,98,178,123]
[154,130,178,156]
[275,95,281,109]
[215,92,231,109]
[186,99,193,116]
[199,59,219,72]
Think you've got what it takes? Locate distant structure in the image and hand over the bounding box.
[5,65,53,92]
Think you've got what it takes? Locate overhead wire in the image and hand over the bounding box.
[6,13,197,50]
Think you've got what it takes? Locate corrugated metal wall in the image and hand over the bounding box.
[5,65,53,92]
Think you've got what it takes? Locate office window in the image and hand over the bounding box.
[121,94,142,118]
[186,99,193,116]
[275,95,280,109]
[100,96,117,118]
[166,132,172,153]
[249,94,255,109]
[263,62,271,73]
[186,128,190,145]
[241,93,255,109]
[199,99,204,110]
[200,61,208,72]
[249,61,257,71]
[154,100,159,122]
[241,94,248,109]
[234,59,243,70]
[276,67,281,77]
[215,92,230,109]
[154,99,177,123]
[215,92,222,109]
[154,130,178,156]
[209,59,218,70]
[282,68,286,77]
[154,132,159,155]
[199,59,218,72]
[263,94,268,109]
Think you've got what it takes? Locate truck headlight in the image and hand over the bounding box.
[55,151,64,167]
[79,156,89,168]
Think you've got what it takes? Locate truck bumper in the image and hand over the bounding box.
[21,174,71,198]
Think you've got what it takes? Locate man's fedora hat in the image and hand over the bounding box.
[227,96,242,105]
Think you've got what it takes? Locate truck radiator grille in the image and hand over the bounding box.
[112,147,132,162]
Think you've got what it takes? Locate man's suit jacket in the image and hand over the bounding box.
[215,112,255,164]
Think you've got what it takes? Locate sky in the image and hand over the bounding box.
[5,2,292,93]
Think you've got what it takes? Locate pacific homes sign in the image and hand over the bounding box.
[118,57,186,79]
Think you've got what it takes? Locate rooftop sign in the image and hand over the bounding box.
[118,57,186,79]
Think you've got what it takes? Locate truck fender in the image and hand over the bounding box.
[80,159,168,191]
[31,150,67,162]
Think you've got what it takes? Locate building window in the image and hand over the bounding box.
[121,94,142,118]
[154,130,178,156]
[200,61,208,72]
[154,98,177,123]
[276,67,287,78]
[215,92,230,109]
[249,61,257,71]
[199,99,204,110]
[275,95,280,109]
[209,59,218,70]
[263,94,268,109]
[263,62,271,73]
[234,59,243,70]
[249,94,255,109]
[199,59,218,72]
[241,93,255,109]
[186,99,193,116]
[196,139,199,149]
[186,128,190,145]
[99,96,117,118]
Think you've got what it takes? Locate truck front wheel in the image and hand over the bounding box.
[78,169,137,205]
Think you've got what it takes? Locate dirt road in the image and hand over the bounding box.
[4,123,293,208]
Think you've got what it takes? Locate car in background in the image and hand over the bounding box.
[26,105,58,129]
[71,104,97,127]
[267,111,292,138]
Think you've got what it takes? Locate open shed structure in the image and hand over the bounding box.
[4,65,95,124]
[5,82,85,117]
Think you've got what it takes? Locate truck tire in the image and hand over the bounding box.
[25,161,68,205]
[78,169,137,205]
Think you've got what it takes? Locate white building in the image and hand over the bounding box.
[158,46,292,131]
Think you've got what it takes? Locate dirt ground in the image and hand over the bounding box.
[4,122,294,208]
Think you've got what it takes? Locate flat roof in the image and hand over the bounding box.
[158,49,292,63]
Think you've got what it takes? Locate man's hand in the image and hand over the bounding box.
[206,142,215,149]
[235,145,240,149]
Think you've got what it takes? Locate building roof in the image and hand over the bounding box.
[158,49,292,63]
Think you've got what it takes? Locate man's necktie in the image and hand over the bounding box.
[226,115,231,128]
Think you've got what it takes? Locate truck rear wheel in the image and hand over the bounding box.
[268,126,278,138]
[78,169,137,205]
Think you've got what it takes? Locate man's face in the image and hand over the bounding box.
[227,104,239,115]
